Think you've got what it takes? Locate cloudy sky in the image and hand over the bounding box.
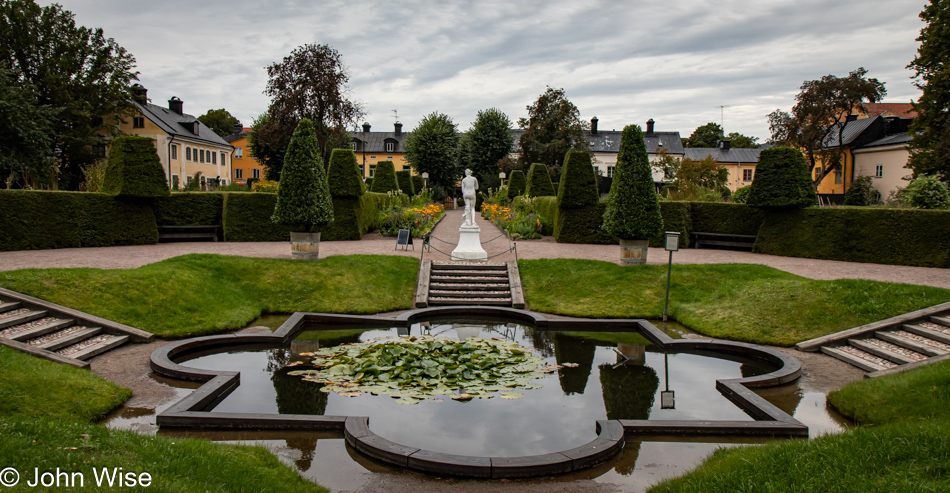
[59,0,925,141]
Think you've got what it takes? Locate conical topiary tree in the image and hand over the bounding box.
[507,169,526,199]
[101,135,170,198]
[322,148,366,240]
[602,124,664,248]
[370,160,400,193]
[554,149,606,243]
[271,119,334,234]
[396,170,415,196]
[524,162,556,197]
[747,146,817,209]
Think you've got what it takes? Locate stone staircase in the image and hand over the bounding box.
[414,261,525,308]
[798,302,950,375]
[0,287,153,369]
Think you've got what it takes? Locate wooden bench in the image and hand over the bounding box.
[692,232,756,250]
[158,225,221,242]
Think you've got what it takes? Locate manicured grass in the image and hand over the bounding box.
[519,259,950,346]
[0,345,130,422]
[827,359,950,425]
[0,254,418,339]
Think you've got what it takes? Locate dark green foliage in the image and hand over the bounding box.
[603,124,664,240]
[411,175,424,195]
[224,193,293,241]
[101,135,170,198]
[271,119,334,231]
[518,87,589,171]
[554,202,615,244]
[326,148,364,198]
[556,149,599,209]
[370,161,400,193]
[690,202,764,237]
[755,207,950,267]
[599,363,659,420]
[152,193,224,226]
[467,108,514,181]
[907,1,950,181]
[732,185,751,204]
[651,201,691,248]
[524,163,556,197]
[534,196,558,235]
[507,169,526,198]
[746,146,816,209]
[843,175,879,206]
[396,170,415,195]
[364,177,373,190]
[0,190,157,251]
[322,197,362,240]
[553,334,596,394]
[198,108,240,138]
[902,174,950,209]
[404,112,460,189]
[0,67,57,189]
[686,122,724,148]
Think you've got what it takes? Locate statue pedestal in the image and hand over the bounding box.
[451,224,488,261]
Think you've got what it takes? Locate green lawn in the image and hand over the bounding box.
[519,259,950,346]
[827,358,950,425]
[0,254,418,338]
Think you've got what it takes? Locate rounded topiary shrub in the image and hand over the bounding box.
[396,170,415,196]
[101,135,170,198]
[271,119,334,232]
[370,161,400,193]
[602,124,663,240]
[901,174,950,209]
[524,162,556,197]
[746,146,817,209]
[327,149,364,198]
[556,150,598,209]
[507,169,526,199]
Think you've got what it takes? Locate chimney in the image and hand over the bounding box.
[131,84,148,104]
[394,122,402,136]
[168,96,183,115]
[719,139,731,150]
[590,116,599,135]
[362,122,371,134]
[233,122,243,135]
[646,118,655,134]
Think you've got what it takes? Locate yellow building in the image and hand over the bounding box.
[684,141,767,193]
[113,86,233,190]
[351,122,412,179]
[224,125,265,184]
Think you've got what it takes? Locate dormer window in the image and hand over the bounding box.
[386,142,395,152]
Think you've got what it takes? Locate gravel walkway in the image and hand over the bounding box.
[0,208,947,289]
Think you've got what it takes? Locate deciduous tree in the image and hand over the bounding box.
[767,68,886,186]
[0,67,57,189]
[518,87,588,176]
[686,122,724,148]
[467,108,514,184]
[198,108,240,138]
[907,0,950,182]
[405,112,460,190]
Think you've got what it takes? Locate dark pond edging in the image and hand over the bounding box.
[149,306,807,478]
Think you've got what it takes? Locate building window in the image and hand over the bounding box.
[133,117,145,128]
[187,175,193,184]
[252,169,260,179]
[185,147,191,161]
[171,145,178,160]
[359,164,365,176]
[172,175,179,190]
[92,144,107,159]
[386,142,395,152]
[389,156,394,160]
[235,169,243,179]
[875,165,883,178]
[220,152,226,165]
[369,164,376,177]
[199,149,205,163]
[835,168,842,184]
[350,142,357,150]
[370,155,376,159]
[235,147,243,159]
[212,151,217,165]
[743,169,753,181]
[220,179,227,186]
[607,166,615,178]
[815,168,822,180]
[402,165,410,171]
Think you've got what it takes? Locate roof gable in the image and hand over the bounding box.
[135,101,232,148]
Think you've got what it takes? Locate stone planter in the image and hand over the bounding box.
[619,239,649,265]
[290,231,320,260]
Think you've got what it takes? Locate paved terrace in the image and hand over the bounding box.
[1,209,947,290]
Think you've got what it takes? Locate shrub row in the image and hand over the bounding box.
[153,193,224,226]
[222,193,292,242]
[0,190,157,251]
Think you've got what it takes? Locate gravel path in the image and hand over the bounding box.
[1,208,946,288]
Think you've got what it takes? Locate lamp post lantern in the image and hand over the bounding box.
[662,231,679,322]
[499,171,506,188]
[421,172,428,191]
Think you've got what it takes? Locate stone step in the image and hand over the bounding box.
[37,327,101,351]
[0,310,48,329]
[430,275,508,284]
[848,338,926,365]
[430,283,511,291]
[427,297,513,307]
[430,270,509,278]
[429,290,512,298]
[876,330,949,357]
[904,323,950,345]
[57,334,128,360]
[0,301,22,314]
[821,345,894,372]
[431,263,507,271]
[931,315,950,326]
[7,318,75,342]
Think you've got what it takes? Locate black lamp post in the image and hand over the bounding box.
[662,231,680,322]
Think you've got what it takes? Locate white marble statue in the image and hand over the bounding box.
[461,168,479,227]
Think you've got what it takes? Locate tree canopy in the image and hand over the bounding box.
[907,0,950,182]
[518,87,588,178]
[767,68,886,186]
[686,122,723,148]
[467,108,514,184]
[747,146,817,209]
[405,112,461,190]
[253,44,362,177]
[0,67,57,189]
[198,108,240,138]
[0,0,138,190]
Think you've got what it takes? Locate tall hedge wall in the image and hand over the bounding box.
[755,207,950,267]
[152,193,224,226]
[222,193,292,242]
[101,135,170,199]
[690,202,764,237]
[653,201,691,248]
[0,190,158,251]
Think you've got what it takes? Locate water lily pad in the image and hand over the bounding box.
[500,392,524,399]
[562,362,580,368]
[451,393,474,401]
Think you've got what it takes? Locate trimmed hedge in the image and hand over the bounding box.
[222,193,292,242]
[327,149,364,198]
[371,161,400,193]
[747,146,816,209]
[556,150,598,209]
[396,170,415,196]
[411,175,424,195]
[653,201,691,248]
[0,190,157,251]
[152,193,224,226]
[690,202,764,237]
[101,135,170,199]
[755,207,950,267]
[554,202,615,244]
[533,196,558,236]
[602,124,664,241]
[507,169,526,198]
[524,163,555,197]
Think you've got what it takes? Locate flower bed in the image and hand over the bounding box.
[378,202,445,237]
[482,202,543,239]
